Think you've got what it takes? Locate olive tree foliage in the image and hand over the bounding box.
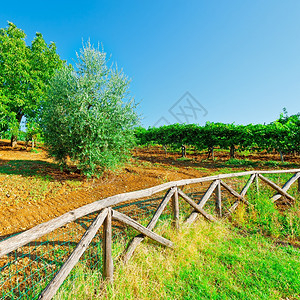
[40,43,139,176]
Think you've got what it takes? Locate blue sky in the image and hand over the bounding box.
[1,1,300,127]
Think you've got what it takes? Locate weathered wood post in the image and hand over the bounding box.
[255,173,259,195]
[38,209,108,300]
[215,180,222,217]
[103,207,113,283]
[123,187,176,264]
[172,187,180,230]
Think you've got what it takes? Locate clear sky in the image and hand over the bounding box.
[1,1,299,128]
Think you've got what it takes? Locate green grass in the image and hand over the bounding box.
[220,158,298,169]
[231,175,300,240]
[177,157,193,162]
[224,158,256,166]
[237,150,252,157]
[54,218,300,300]
[54,175,300,299]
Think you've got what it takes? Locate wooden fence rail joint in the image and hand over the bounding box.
[112,210,174,248]
[177,188,217,223]
[258,174,295,201]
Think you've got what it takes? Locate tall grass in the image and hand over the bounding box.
[54,173,300,299]
[55,223,300,299]
[232,174,300,241]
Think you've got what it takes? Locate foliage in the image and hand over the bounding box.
[0,22,63,143]
[25,116,43,146]
[40,42,139,176]
[135,112,300,160]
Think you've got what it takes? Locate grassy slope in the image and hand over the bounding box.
[56,182,300,300]
[55,220,300,300]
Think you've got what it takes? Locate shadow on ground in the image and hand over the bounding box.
[0,159,84,182]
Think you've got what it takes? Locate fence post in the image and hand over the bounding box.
[255,173,259,195]
[103,207,113,283]
[172,187,180,230]
[215,180,222,217]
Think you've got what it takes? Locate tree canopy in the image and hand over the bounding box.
[40,42,139,176]
[0,22,63,146]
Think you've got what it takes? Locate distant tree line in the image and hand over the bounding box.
[134,112,300,162]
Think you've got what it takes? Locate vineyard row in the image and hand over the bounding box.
[134,117,300,161]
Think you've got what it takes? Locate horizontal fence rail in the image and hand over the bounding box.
[0,168,300,299]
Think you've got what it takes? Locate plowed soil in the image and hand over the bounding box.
[0,140,299,238]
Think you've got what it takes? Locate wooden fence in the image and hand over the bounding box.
[1,168,300,299]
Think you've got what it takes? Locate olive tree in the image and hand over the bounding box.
[40,42,139,176]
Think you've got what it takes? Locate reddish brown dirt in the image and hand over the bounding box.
[0,141,299,237]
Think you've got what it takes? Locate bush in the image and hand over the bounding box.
[40,42,139,176]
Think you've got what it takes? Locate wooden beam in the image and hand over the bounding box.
[112,210,173,248]
[241,174,256,197]
[257,169,300,174]
[123,187,176,263]
[224,201,240,218]
[146,187,176,232]
[172,188,180,230]
[258,174,295,201]
[255,173,259,195]
[38,208,108,300]
[198,180,219,209]
[271,172,300,202]
[225,174,256,215]
[220,180,250,205]
[177,188,217,222]
[186,180,219,224]
[103,207,113,282]
[215,180,222,217]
